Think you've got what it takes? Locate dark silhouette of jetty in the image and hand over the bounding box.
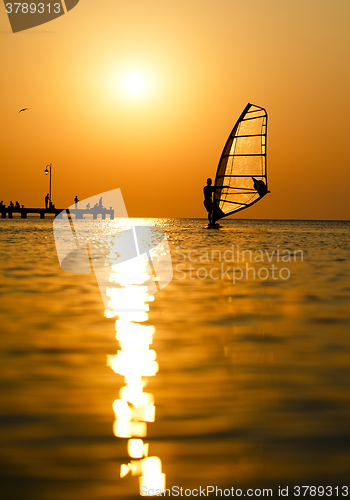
[1,206,115,220]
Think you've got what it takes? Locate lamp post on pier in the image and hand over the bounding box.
[45,163,52,205]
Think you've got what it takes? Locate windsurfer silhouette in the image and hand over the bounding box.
[203,178,216,224]
[203,178,229,224]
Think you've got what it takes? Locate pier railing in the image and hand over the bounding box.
[0,207,115,220]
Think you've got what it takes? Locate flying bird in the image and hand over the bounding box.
[19,108,29,113]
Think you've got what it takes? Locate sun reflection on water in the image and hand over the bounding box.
[106,253,166,495]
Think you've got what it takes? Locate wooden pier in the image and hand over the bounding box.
[0,207,114,220]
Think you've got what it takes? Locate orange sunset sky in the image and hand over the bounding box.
[1,0,349,220]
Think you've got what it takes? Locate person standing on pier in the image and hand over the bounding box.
[74,195,79,208]
[45,193,49,209]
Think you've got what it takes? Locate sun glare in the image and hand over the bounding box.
[123,73,146,95]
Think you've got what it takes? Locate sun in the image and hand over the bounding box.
[123,72,147,95]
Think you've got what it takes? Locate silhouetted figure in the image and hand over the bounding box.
[49,200,55,209]
[74,195,79,207]
[15,201,20,209]
[93,202,98,209]
[86,203,90,209]
[203,178,229,224]
[98,196,103,208]
[45,193,50,209]
[9,201,14,208]
[0,201,4,209]
[252,177,269,197]
[203,178,215,224]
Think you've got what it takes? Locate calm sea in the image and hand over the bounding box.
[0,218,350,499]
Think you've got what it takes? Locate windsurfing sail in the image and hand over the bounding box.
[213,103,268,221]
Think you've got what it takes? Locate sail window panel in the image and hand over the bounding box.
[225,156,265,176]
[244,109,264,119]
[242,115,265,121]
[220,180,263,195]
[236,119,264,138]
[218,168,266,178]
[225,192,259,205]
[221,194,256,207]
[218,177,250,195]
[227,176,249,189]
[217,162,265,179]
[246,106,261,113]
[220,191,260,213]
[228,189,258,201]
[232,135,262,155]
[247,105,263,114]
